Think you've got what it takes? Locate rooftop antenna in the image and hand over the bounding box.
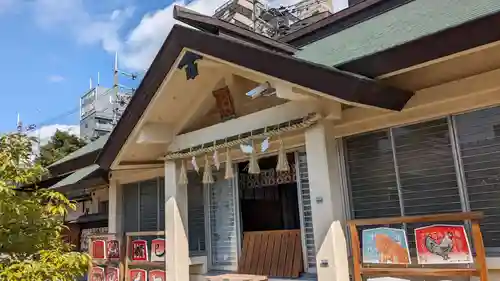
[89,77,93,90]
[113,52,119,88]
[97,71,100,86]
[16,113,22,132]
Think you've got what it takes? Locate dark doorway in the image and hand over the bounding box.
[238,153,300,232]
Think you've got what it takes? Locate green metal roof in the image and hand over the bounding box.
[50,164,100,190]
[295,0,500,67]
[49,134,109,167]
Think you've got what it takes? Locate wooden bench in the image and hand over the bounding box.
[205,274,268,281]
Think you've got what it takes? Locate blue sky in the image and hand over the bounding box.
[0,0,229,138]
[0,0,294,140]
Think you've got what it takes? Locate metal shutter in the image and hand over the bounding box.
[139,179,159,231]
[455,107,500,248]
[345,131,400,219]
[345,119,463,247]
[296,151,317,271]
[188,172,206,254]
[159,177,165,231]
[392,118,462,247]
[208,170,239,270]
[123,182,139,232]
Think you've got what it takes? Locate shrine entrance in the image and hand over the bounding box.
[239,154,300,232]
[237,153,304,278]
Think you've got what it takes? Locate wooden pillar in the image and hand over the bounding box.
[108,178,123,234]
[304,121,349,281]
[164,160,189,281]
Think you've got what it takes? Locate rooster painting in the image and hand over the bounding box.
[424,232,454,261]
[416,225,473,264]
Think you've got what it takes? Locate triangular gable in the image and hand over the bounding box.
[96,23,413,170]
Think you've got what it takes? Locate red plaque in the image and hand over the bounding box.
[105,267,119,281]
[149,270,166,281]
[151,239,165,262]
[415,224,473,264]
[106,239,120,259]
[92,240,106,259]
[90,266,105,281]
[132,240,148,261]
[129,269,147,281]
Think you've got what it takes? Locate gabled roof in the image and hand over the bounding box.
[280,0,409,47]
[48,134,108,177]
[51,164,107,193]
[292,0,500,77]
[96,21,413,170]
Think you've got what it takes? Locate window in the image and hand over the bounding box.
[99,200,109,214]
[345,108,500,252]
[455,107,500,250]
[344,115,500,252]
[96,118,111,125]
[345,131,400,219]
[187,172,206,254]
[122,176,206,254]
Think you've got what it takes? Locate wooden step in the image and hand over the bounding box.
[206,274,268,281]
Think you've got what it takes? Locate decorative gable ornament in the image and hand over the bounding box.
[177,52,203,80]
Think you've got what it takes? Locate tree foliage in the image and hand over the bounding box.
[37,130,87,167]
[0,133,90,280]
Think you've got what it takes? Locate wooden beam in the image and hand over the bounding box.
[320,100,342,120]
[173,76,227,134]
[333,67,500,137]
[136,122,174,144]
[168,100,319,151]
[111,167,164,184]
[273,81,313,101]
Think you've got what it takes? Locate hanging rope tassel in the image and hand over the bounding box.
[248,140,260,174]
[225,148,234,179]
[202,154,214,184]
[178,159,188,185]
[276,138,289,172]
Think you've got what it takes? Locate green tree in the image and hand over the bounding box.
[37,130,87,167]
[0,133,90,280]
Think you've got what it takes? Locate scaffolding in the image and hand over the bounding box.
[213,0,331,37]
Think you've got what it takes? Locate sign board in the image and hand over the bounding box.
[415,224,473,264]
[362,227,411,264]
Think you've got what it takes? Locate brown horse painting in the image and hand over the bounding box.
[375,234,410,264]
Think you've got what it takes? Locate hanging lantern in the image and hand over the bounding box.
[202,154,214,184]
[225,148,234,179]
[248,139,260,174]
[276,138,289,172]
[178,159,188,185]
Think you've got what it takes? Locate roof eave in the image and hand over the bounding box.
[96,24,413,170]
[48,149,101,177]
[280,0,412,47]
[337,9,500,77]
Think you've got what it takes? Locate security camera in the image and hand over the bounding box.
[245,82,276,99]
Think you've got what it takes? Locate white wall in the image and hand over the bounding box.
[331,0,349,13]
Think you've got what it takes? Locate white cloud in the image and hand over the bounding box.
[47,75,65,83]
[119,0,228,71]
[31,0,297,72]
[31,0,134,58]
